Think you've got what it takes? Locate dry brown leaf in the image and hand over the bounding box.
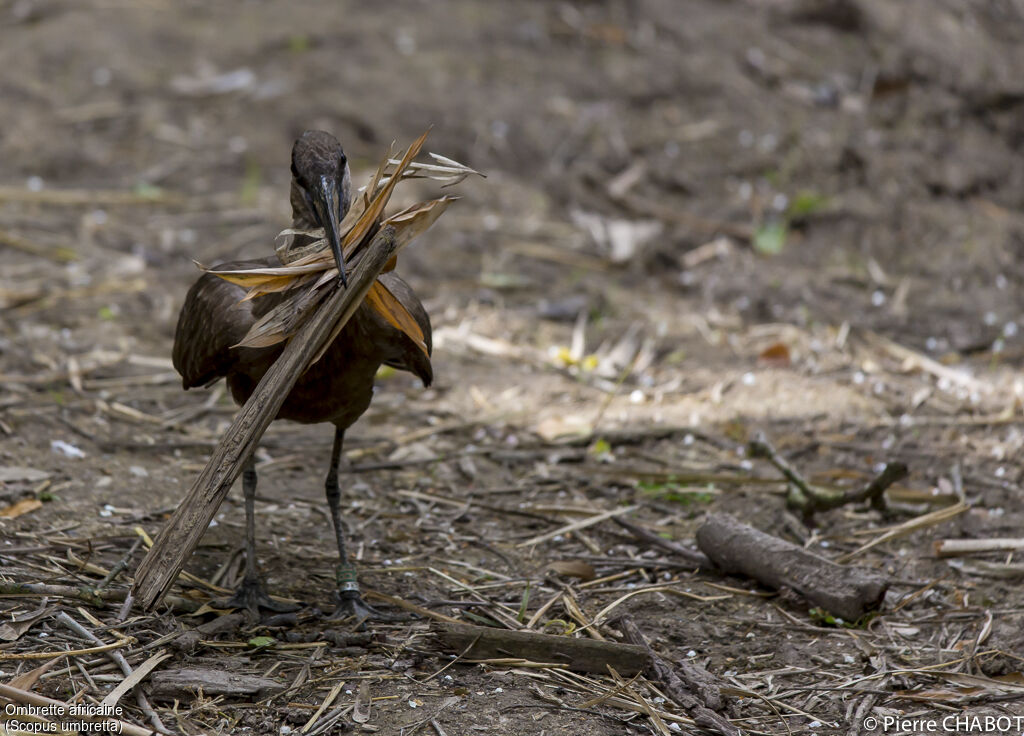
[239,273,316,302]
[352,680,372,723]
[385,196,456,247]
[0,467,50,483]
[236,284,330,349]
[366,280,428,356]
[758,341,791,365]
[0,498,42,519]
[0,602,51,642]
[8,656,62,690]
[342,130,430,258]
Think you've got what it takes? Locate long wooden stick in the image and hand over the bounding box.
[132,226,399,610]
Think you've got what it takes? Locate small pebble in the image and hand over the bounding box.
[51,440,85,459]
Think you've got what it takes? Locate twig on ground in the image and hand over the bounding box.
[434,622,648,676]
[615,615,739,736]
[611,516,715,569]
[748,431,907,517]
[0,582,199,613]
[56,612,170,734]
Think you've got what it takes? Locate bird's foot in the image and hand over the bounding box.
[325,564,401,624]
[327,589,400,624]
[212,578,300,616]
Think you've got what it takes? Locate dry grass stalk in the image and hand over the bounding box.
[837,501,970,563]
[517,505,639,548]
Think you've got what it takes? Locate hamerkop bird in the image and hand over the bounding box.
[172,130,432,619]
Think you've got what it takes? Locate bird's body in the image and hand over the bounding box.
[171,131,431,619]
[174,263,431,428]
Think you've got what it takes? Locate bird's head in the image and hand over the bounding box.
[290,130,352,286]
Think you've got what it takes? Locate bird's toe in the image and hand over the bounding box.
[213,579,301,616]
[327,590,403,625]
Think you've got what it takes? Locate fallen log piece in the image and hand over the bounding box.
[132,227,399,610]
[696,513,888,622]
[434,622,648,676]
[148,668,283,700]
[616,616,738,736]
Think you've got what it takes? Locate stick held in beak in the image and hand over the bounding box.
[313,174,348,287]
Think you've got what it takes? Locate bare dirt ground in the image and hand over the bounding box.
[3,1,1024,734]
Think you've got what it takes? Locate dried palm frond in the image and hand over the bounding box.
[196,130,480,354]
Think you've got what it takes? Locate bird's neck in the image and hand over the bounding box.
[289,179,319,229]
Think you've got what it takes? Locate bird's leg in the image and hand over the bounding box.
[214,455,298,615]
[326,427,393,622]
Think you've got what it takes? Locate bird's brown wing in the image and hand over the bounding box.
[172,259,276,389]
[377,271,433,386]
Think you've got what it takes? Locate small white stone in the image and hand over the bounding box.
[92,67,112,86]
[51,440,84,459]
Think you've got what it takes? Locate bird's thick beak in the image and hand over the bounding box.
[313,174,348,287]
